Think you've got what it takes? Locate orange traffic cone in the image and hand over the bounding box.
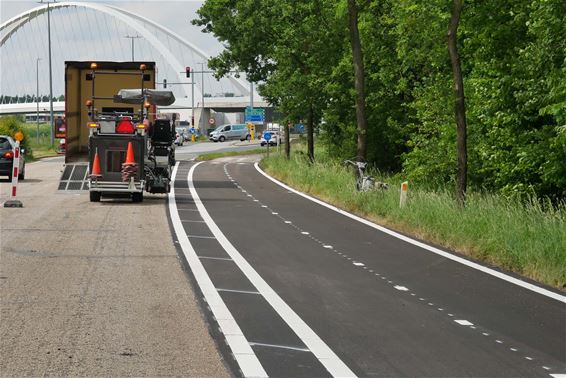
[90,149,102,178]
[124,142,135,165]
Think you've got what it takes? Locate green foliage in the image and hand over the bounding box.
[262,146,566,289]
[196,0,566,200]
[0,116,30,152]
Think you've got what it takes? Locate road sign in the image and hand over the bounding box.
[208,117,215,125]
[263,132,272,141]
[244,107,265,123]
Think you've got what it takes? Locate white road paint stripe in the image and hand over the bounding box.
[199,256,233,261]
[394,286,409,291]
[254,163,566,303]
[301,231,310,235]
[249,342,310,353]
[182,220,206,223]
[285,221,292,224]
[188,162,355,378]
[168,163,267,378]
[454,320,474,326]
[217,288,261,295]
[187,235,216,239]
[550,374,566,378]
[353,262,365,266]
[272,212,279,215]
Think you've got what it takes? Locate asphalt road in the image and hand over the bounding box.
[0,158,228,376]
[170,157,566,377]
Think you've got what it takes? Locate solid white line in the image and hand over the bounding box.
[199,256,233,261]
[249,342,310,353]
[187,235,216,239]
[217,288,261,295]
[188,162,355,378]
[168,163,267,378]
[254,163,566,303]
[550,375,566,378]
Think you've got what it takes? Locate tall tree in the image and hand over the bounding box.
[447,0,467,206]
[347,0,369,162]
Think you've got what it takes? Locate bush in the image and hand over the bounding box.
[0,116,31,154]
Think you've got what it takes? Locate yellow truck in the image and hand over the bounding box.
[63,61,176,202]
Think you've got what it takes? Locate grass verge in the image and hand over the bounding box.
[196,148,265,161]
[20,123,60,161]
[261,146,566,290]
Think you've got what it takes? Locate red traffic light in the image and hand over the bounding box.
[186,67,191,78]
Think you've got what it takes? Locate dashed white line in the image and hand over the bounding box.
[495,340,503,344]
[323,245,333,249]
[301,231,310,235]
[353,262,365,267]
[454,320,474,326]
[394,286,409,291]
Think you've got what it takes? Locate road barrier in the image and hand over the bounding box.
[4,136,23,208]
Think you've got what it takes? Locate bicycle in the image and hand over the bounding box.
[344,159,389,192]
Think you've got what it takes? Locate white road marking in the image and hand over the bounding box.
[261,205,268,208]
[496,340,503,344]
[543,366,550,371]
[510,348,518,352]
[187,235,217,239]
[188,162,355,378]
[182,220,206,223]
[272,212,279,215]
[301,231,310,235]
[394,286,409,291]
[168,163,267,378]
[353,262,365,266]
[550,374,566,378]
[454,320,474,326]
[217,288,261,295]
[249,342,310,353]
[482,333,490,336]
[199,256,233,261]
[254,163,566,303]
[323,245,333,249]
[525,356,533,361]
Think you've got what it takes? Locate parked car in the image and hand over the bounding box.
[0,135,25,180]
[209,124,250,142]
[260,130,283,147]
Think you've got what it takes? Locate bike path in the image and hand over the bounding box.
[174,159,565,377]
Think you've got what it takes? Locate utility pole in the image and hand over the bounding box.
[198,62,205,130]
[36,57,41,144]
[250,81,254,108]
[39,0,56,146]
[191,68,195,129]
[124,35,142,61]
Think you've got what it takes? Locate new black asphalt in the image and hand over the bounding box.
[173,160,566,377]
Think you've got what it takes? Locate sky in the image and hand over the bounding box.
[0,0,222,55]
[0,0,236,99]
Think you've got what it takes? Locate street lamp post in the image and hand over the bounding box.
[39,0,57,146]
[198,62,205,130]
[124,35,142,61]
[36,58,42,144]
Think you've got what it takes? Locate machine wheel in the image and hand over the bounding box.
[132,192,143,203]
[219,136,226,142]
[89,191,101,202]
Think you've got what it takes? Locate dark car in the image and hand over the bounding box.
[0,135,25,180]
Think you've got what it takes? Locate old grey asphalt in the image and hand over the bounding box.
[0,158,228,376]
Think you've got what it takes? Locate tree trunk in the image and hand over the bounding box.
[307,103,314,163]
[285,121,291,159]
[448,0,467,207]
[347,0,368,162]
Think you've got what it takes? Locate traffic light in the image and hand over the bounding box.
[163,79,167,88]
[186,67,191,78]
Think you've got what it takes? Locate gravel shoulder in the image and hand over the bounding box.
[0,159,228,376]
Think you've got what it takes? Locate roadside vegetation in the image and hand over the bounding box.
[0,116,58,160]
[261,146,566,290]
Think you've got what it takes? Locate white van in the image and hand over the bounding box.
[209,124,250,142]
